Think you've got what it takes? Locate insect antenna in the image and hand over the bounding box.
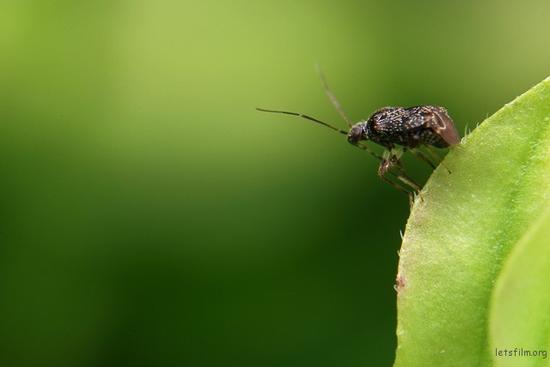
[315,67,384,161]
[256,108,348,135]
[315,64,352,128]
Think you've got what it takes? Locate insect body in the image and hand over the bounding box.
[348,106,460,148]
[257,70,460,197]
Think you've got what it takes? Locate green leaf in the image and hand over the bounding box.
[394,77,550,367]
[490,206,550,367]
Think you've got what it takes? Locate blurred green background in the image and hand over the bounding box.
[1,1,550,366]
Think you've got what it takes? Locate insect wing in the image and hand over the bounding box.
[426,107,460,146]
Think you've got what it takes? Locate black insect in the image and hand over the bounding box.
[257,69,460,197]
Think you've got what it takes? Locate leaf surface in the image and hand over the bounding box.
[394,77,550,367]
[490,206,550,367]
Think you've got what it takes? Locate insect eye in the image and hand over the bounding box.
[347,126,363,143]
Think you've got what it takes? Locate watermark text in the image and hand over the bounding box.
[495,347,547,360]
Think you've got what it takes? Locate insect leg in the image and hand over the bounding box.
[388,157,423,192]
[393,172,422,193]
[355,142,384,161]
[424,146,452,174]
[355,143,422,200]
[378,156,422,193]
[380,174,415,205]
[410,149,437,170]
[377,158,421,206]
